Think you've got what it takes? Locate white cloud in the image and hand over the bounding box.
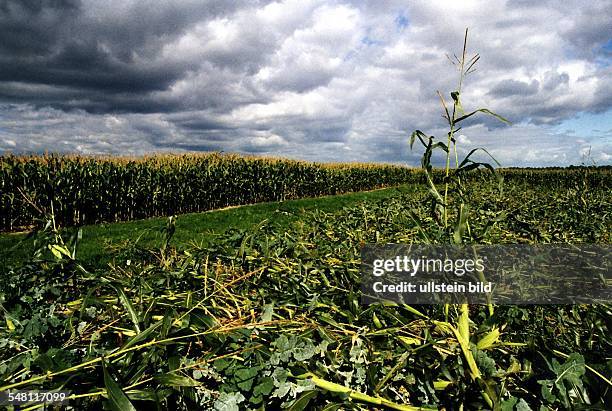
[457,135,471,144]
[0,0,610,166]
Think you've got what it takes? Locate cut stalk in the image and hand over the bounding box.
[296,373,434,411]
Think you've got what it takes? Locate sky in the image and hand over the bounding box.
[0,0,610,167]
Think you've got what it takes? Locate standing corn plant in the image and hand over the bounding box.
[410,28,510,245]
[409,29,511,409]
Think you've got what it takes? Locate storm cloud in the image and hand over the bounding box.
[0,0,610,166]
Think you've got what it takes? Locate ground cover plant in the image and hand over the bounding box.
[0,174,610,410]
[0,29,610,411]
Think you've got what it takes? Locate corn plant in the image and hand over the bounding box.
[0,153,425,232]
[409,28,513,409]
[410,28,510,244]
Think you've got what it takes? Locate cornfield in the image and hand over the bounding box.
[0,153,425,231]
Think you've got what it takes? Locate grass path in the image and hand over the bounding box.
[0,184,417,269]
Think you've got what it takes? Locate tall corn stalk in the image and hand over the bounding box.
[410,28,509,244]
[409,28,510,410]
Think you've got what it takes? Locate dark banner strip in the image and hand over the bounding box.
[360,244,611,304]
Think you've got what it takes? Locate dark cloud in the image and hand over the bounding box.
[0,0,80,56]
[0,0,253,112]
[592,77,612,113]
[173,118,238,132]
[561,2,612,59]
[489,79,539,97]
[542,71,569,92]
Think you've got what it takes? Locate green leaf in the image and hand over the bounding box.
[103,361,137,411]
[154,372,201,387]
[538,380,556,403]
[120,320,162,350]
[272,382,293,399]
[253,377,275,397]
[500,396,518,411]
[235,367,261,391]
[33,353,54,372]
[406,209,431,243]
[5,315,15,331]
[455,108,510,125]
[261,303,274,322]
[457,304,470,344]
[398,336,421,346]
[433,380,452,390]
[293,341,317,361]
[471,347,497,377]
[410,130,429,150]
[111,285,141,333]
[48,244,72,260]
[459,147,502,169]
[432,141,449,153]
[190,310,217,329]
[453,203,469,244]
[214,392,245,411]
[284,390,318,411]
[214,358,232,372]
[555,353,585,385]
[516,398,533,411]
[125,389,163,401]
[435,319,481,380]
[476,328,500,350]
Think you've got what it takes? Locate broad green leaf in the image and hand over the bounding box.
[112,285,141,333]
[49,244,72,260]
[500,396,518,411]
[253,377,274,397]
[103,362,137,411]
[515,398,533,411]
[476,328,500,350]
[235,367,261,391]
[214,392,245,411]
